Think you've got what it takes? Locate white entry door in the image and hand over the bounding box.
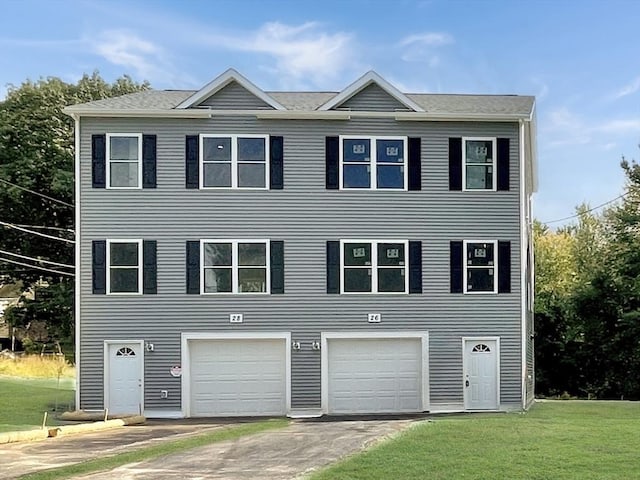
[463,338,499,410]
[105,341,143,415]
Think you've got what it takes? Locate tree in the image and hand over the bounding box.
[0,73,149,348]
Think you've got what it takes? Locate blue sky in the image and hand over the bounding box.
[1,0,639,225]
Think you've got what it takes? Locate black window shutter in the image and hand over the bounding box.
[92,240,106,294]
[497,138,510,191]
[142,134,157,188]
[186,241,200,294]
[92,134,106,188]
[498,240,511,293]
[408,137,421,191]
[450,241,463,293]
[270,136,284,190]
[449,138,462,191]
[185,135,199,189]
[143,240,157,294]
[326,136,339,189]
[270,240,285,294]
[326,241,340,293]
[408,240,422,293]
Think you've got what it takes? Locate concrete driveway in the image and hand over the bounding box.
[2,418,417,479]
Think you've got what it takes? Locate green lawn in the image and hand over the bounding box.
[311,402,640,480]
[0,376,75,432]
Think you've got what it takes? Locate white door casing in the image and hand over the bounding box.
[463,337,500,410]
[321,332,429,414]
[104,340,144,415]
[181,332,291,417]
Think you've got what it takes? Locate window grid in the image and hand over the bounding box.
[462,137,497,191]
[340,240,409,294]
[106,239,143,295]
[200,239,270,294]
[339,135,408,190]
[106,133,143,189]
[199,134,269,190]
[463,240,498,294]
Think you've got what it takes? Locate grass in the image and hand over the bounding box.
[0,376,75,432]
[311,402,640,480]
[18,418,289,480]
[0,355,75,378]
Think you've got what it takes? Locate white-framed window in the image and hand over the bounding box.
[463,240,498,294]
[200,239,270,294]
[106,239,143,294]
[200,134,269,189]
[462,137,496,191]
[339,136,407,190]
[340,240,409,294]
[106,133,142,189]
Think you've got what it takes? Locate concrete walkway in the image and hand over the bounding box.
[2,419,416,479]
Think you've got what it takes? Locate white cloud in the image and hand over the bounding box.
[613,76,640,99]
[200,22,354,89]
[595,119,640,134]
[398,32,453,66]
[399,32,453,47]
[90,30,172,82]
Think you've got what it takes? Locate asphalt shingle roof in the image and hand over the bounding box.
[68,89,535,116]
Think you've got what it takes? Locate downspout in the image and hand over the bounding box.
[519,119,527,409]
[72,113,81,411]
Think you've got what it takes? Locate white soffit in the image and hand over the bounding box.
[318,71,425,112]
[175,68,286,110]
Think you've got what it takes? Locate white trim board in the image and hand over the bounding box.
[318,71,424,112]
[176,68,285,110]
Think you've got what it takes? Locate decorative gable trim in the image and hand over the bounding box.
[175,68,286,110]
[318,71,425,112]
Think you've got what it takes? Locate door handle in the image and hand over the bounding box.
[465,380,470,387]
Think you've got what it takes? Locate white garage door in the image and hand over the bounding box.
[327,338,423,414]
[189,338,287,416]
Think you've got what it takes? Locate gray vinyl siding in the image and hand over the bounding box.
[339,84,410,111]
[78,116,523,412]
[198,81,273,109]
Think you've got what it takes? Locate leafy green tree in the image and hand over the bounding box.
[0,73,149,347]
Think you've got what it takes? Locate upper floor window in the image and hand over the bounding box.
[464,240,497,293]
[340,240,409,294]
[201,240,270,294]
[462,137,496,191]
[107,239,143,294]
[106,134,142,189]
[340,136,407,190]
[200,135,269,189]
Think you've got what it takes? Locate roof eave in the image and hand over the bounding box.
[62,107,212,118]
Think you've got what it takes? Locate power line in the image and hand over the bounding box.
[13,224,74,234]
[0,257,74,277]
[0,249,74,269]
[0,220,75,244]
[541,192,629,225]
[0,177,74,208]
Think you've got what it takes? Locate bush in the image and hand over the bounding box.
[0,354,74,378]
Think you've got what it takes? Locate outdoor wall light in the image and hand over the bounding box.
[292,341,301,351]
[311,341,321,350]
[145,342,155,352]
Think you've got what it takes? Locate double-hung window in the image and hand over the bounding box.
[200,135,268,189]
[341,240,408,293]
[463,137,496,191]
[464,240,497,293]
[106,133,142,189]
[340,136,407,190]
[107,239,143,294]
[201,240,270,294]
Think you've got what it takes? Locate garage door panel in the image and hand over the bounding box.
[327,338,423,414]
[189,338,286,417]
